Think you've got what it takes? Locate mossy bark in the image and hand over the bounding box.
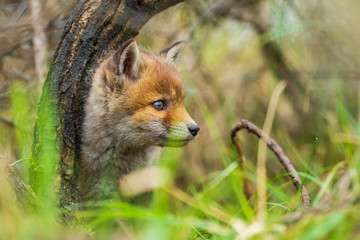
[31,0,184,214]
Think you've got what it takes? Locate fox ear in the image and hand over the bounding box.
[159,41,184,66]
[111,39,144,80]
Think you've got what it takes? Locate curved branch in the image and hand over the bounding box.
[231,119,310,206]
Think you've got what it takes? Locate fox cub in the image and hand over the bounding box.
[79,40,199,200]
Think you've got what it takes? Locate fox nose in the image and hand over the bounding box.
[188,124,200,137]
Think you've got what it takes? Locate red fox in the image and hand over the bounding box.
[79,40,199,200]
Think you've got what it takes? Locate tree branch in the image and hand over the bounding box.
[231,119,310,206]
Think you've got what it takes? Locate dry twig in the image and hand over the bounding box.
[0,116,14,128]
[6,166,37,206]
[231,119,310,206]
[29,0,47,82]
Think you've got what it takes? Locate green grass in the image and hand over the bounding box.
[1,79,360,239]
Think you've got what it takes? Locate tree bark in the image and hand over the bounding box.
[31,0,184,212]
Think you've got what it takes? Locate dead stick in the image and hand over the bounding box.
[0,116,14,128]
[6,166,37,206]
[231,133,253,200]
[231,119,310,206]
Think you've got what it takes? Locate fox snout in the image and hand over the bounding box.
[188,124,200,137]
[164,105,200,146]
[166,123,199,147]
[165,112,200,147]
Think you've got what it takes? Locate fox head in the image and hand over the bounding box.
[90,39,199,148]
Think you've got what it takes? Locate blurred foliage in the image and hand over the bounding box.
[1,0,360,239]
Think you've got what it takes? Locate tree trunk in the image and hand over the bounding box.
[31,0,184,212]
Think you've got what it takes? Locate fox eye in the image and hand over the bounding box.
[151,100,166,111]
